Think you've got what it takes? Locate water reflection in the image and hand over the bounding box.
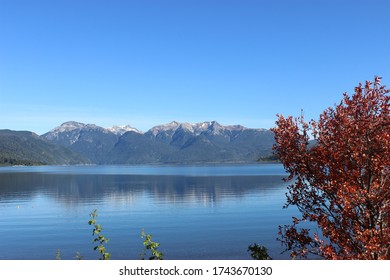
[0,173,287,207]
[0,165,294,260]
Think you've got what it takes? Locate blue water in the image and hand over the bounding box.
[0,164,298,260]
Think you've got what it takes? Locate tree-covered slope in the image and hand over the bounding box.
[0,130,89,165]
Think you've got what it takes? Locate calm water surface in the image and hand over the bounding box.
[0,164,298,260]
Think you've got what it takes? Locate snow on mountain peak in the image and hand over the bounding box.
[42,121,85,143]
[178,122,195,133]
[44,120,265,141]
[149,121,181,136]
[107,125,143,135]
[60,121,85,129]
[46,121,86,135]
[146,120,253,138]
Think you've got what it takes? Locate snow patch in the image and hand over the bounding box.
[107,125,143,135]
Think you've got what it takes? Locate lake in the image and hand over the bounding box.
[0,164,298,260]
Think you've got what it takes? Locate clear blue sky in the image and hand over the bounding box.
[1,0,389,134]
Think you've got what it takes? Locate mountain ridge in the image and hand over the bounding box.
[0,120,276,165]
[42,120,275,164]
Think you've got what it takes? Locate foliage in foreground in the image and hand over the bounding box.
[86,209,163,260]
[248,243,272,260]
[59,208,256,260]
[62,209,261,260]
[140,229,164,260]
[272,77,390,259]
[88,209,111,260]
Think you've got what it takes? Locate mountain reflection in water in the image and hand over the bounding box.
[0,165,296,260]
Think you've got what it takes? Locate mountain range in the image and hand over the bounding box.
[1,121,276,165]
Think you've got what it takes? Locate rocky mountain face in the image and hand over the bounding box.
[42,121,129,164]
[42,121,275,164]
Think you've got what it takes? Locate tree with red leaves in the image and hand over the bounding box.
[272,77,390,259]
